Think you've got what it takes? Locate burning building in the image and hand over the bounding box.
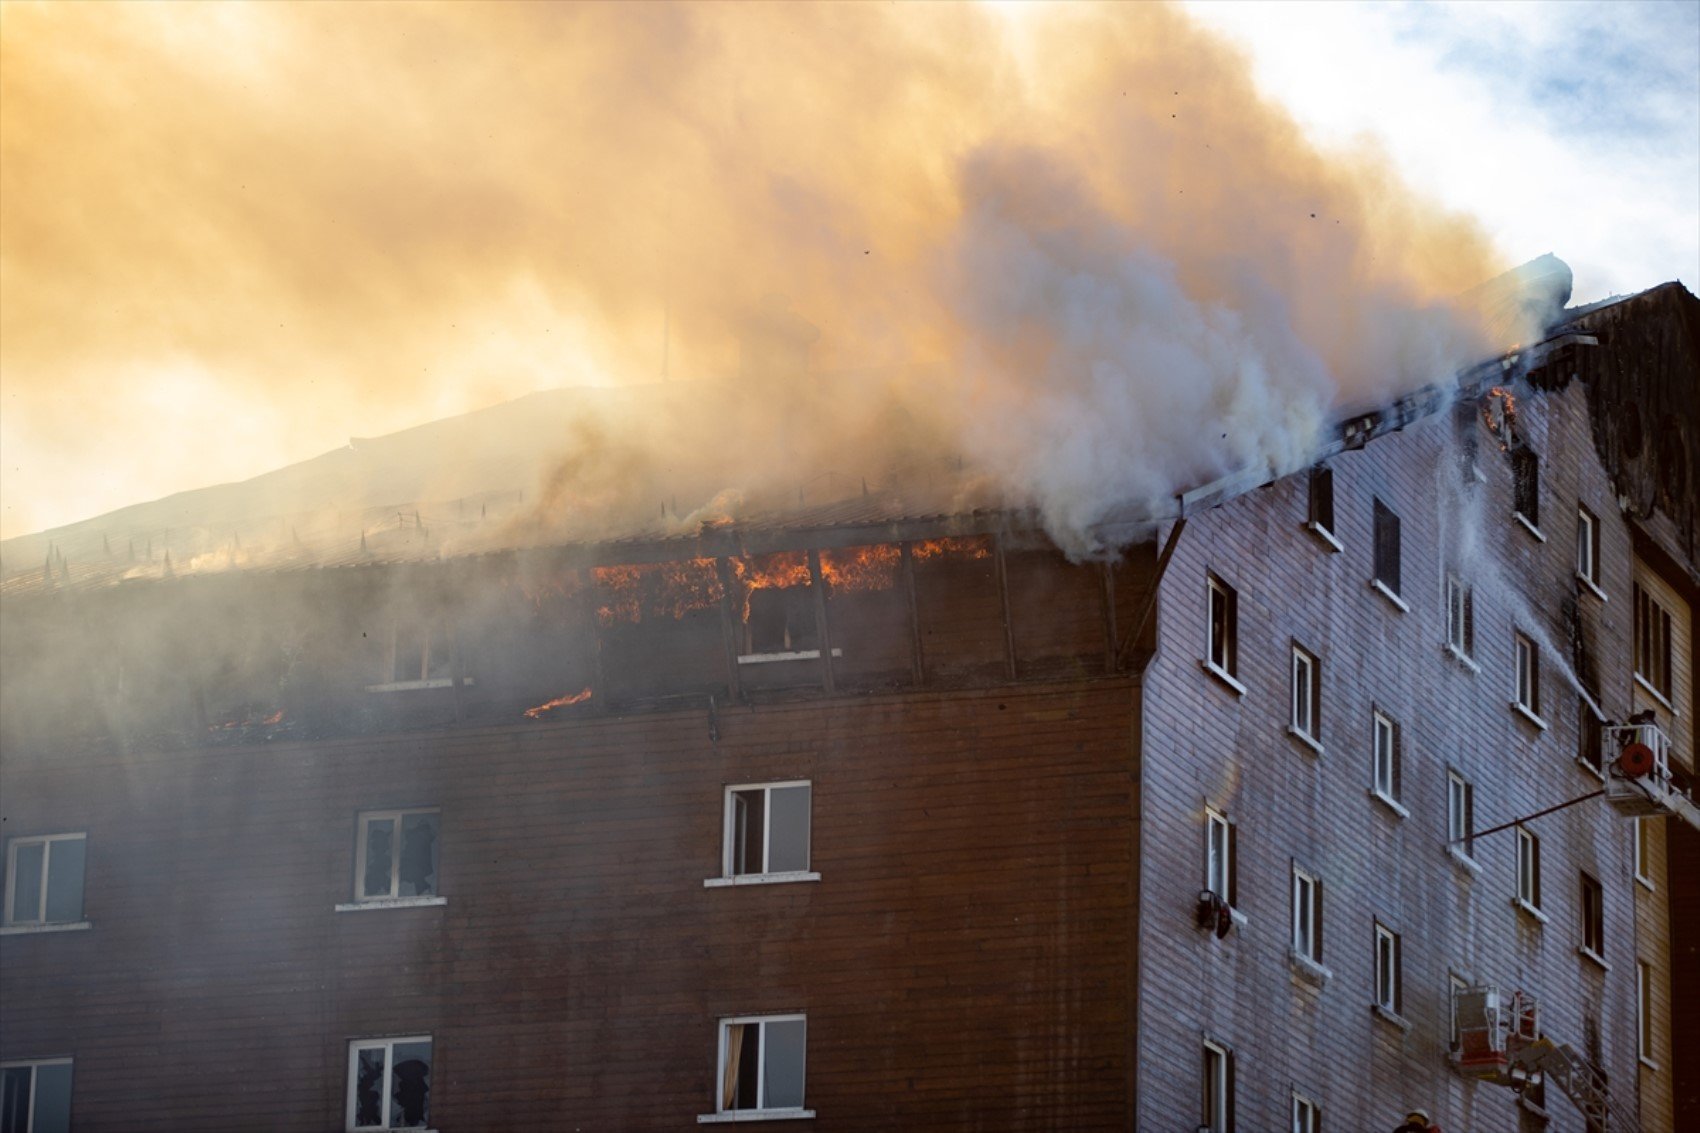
[1,274,1697,1131]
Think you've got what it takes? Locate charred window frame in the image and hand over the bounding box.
[1445,574,1475,662]
[1513,633,1543,723]
[1374,922,1403,1015]
[1290,1091,1320,1133]
[1201,1039,1235,1133]
[1291,866,1323,963]
[1576,505,1602,591]
[1372,499,1401,599]
[1289,644,1320,745]
[1580,872,1605,960]
[0,1059,73,1133]
[1447,772,1475,860]
[345,1035,431,1131]
[1633,584,1673,702]
[353,810,441,904]
[1305,466,1339,549]
[1205,808,1237,909]
[2,833,86,930]
[1205,574,1239,682]
[1512,447,1541,531]
[709,1015,809,1120]
[1371,711,1402,807]
[1516,827,1542,912]
[711,782,816,885]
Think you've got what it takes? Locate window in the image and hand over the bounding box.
[1307,466,1336,540]
[1636,962,1654,1063]
[713,1015,808,1118]
[1,1059,72,1133]
[1448,973,1469,1051]
[720,782,813,881]
[1374,922,1402,1015]
[355,811,440,902]
[1513,447,1540,528]
[345,1037,431,1131]
[1580,873,1604,958]
[1514,633,1541,719]
[390,620,452,685]
[1372,498,1401,596]
[1448,773,1475,858]
[1577,505,1601,588]
[3,834,85,928]
[1205,808,1237,907]
[1516,827,1542,911]
[1290,645,1320,742]
[1578,701,1604,775]
[1291,866,1322,963]
[1445,574,1474,659]
[1206,575,1238,679]
[1372,711,1400,803]
[1633,819,1653,888]
[746,588,819,656]
[1201,1040,1234,1133]
[1634,584,1673,701]
[1291,1092,1320,1133]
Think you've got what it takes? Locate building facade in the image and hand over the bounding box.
[2,285,1695,1131]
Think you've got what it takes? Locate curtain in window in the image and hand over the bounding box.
[721,1024,747,1110]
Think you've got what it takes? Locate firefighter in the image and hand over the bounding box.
[1392,1109,1442,1133]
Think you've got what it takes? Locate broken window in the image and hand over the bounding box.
[1,1059,72,1133]
[715,1015,807,1116]
[1514,633,1541,719]
[1445,574,1474,658]
[1206,575,1238,678]
[1372,499,1401,596]
[1306,466,1335,537]
[1516,827,1542,910]
[1205,808,1236,908]
[1372,711,1400,804]
[356,811,439,902]
[3,834,85,927]
[1291,866,1322,963]
[1577,505,1601,588]
[1581,873,1604,958]
[722,783,811,879]
[1290,645,1319,742]
[1512,447,1540,528]
[1201,1040,1234,1133]
[1448,772,1475,858]
[346,1036,431,1130]
[1374,923,1402,1014]
[388,620,453,686]
[745,587,819,656]
[1634,584,1673,701]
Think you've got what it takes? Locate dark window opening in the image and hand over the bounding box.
[1307,466,1335,534]
[1207,575,1238,677]
[1513,447,1540,527]
[1634,584,1673,700]
[1581,872,1604,957]
[1373,499,1401,595]
[745,587,819,655]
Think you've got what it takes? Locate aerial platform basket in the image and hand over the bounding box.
[1603,722,1679,817]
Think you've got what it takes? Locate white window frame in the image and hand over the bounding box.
[367,618,461,693]
[707,782,819,887]
[703,1014,812,1122]
[1290,1090,1320,1133]
[1637,961,1655,1067]
[1513,633,1544,725]
[1634,584,1674,703]
[1516,826,1542,913]
[1580,872,1605,960]
[1201,1039,1232,1133]
[1291,866,1321,963]
[1448,972,1469,1050]
[2,833,88,930]
[345,1035,433,1132]
[1372,712,1397,802]
[1374,922,1402,1015]
[351,809,441,905]
[1576,505,1602,592]
[1447,772,1474,861]
[0,1058,73,1133]
[1290,645,1319,745]
[1633,818,1653,890]
[1205,808,1233,907]
[1205,574,1240,687]
[1444,574,1475,664]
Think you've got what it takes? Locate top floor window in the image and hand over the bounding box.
[1372,499,1401,598]
[1634,584,1673,701]
[3,834,86,929]
[1512,448,1540,530]
[1306,466,1338,547]
[1576,505,1601,589]
[1206,575,1238,680]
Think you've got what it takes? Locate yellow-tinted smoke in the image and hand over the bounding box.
[0,1,1506,551]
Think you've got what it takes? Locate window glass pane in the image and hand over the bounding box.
[30,1064,72,1133]
[762,1019,806,1109]
[732,791,763,876]
[354,1046,387,1127]
[10,842,45,923]
[398,815,439,898]
[363,819,395,898]
[44,839,85,923]
[1,1066,32,1133]
[766,787,810,874]
[390,1041,431,1128]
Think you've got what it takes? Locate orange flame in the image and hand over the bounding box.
[593,558,723,626]
[1483,386,1517,450]
[912,535,992,562]
[210,708,285,731]
[524,686,593,718]
[820,544,901,591]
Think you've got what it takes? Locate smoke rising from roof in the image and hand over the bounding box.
[2,2,1512,554]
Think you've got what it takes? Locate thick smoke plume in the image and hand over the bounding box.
[1,2,1512,554]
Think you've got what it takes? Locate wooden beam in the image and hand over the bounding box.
[901,541,925,685]
[1117,518,1187,669]
[808,548,836,695]
[993,531,1017,682]
[715,557,744,702]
